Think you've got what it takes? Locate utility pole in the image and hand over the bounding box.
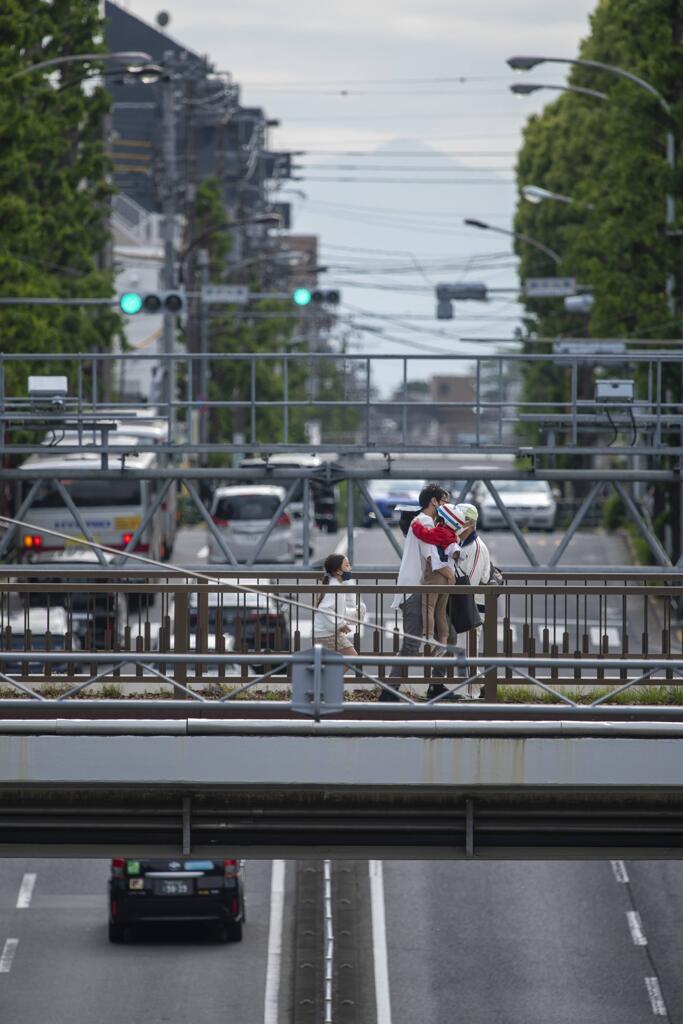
[161,52,177,434]
[197,247,210,460]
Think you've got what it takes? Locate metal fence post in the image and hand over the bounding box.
[173,589,189,697]
[483,590,498,702]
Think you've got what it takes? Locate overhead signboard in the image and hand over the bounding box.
[201,285,250,305]
[524,277,577,298]
[553,341,626,356]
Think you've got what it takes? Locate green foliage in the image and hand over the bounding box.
[185,177,359,459]
[0,0,117,400]
[514,0,683,539]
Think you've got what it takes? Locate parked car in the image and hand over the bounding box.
[1,606,77,674]
[239,455,339,533]
[468,479,558,531]
[21,550,124,647]
[363,480,421,527]
[208,486,295,564]
[108,857,246,943]
[188,583,290,663]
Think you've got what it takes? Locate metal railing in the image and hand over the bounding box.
[1,569,682,704]
[3,348,683,456]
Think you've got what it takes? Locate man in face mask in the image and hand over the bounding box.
[380,482,460,702]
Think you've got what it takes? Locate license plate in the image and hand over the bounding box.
[160,879,192,895]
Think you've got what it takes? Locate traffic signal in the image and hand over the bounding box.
[292,288,340,307]
[118,290,185,315]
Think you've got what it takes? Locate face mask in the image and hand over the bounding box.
[341,571,352,581]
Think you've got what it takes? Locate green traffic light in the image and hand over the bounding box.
[119,292,143,315]
[293,287,312,306]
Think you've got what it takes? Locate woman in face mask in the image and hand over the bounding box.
[313,553,366,657]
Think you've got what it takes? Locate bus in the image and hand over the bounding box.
[15,448,164,563]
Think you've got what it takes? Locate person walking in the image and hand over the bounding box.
[313,553,366,661]
[379,482,453,702]
[450,503,490,698]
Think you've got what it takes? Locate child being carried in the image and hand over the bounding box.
[411,502,467,655]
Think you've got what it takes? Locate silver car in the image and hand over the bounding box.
[470,479,558,531]
[208,486,295,564]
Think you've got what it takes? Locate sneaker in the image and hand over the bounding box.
[426,683,463,702]
[378,686,400,702]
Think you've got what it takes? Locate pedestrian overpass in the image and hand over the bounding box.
[1,695,683,860]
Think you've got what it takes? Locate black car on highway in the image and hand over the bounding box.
[108,857,245,943]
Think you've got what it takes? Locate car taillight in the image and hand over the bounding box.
[224,859,239,878]
[111,899,118,917]
[277,513,291,527]
[111,858,125,878]
[122,532,133,545]
[231,897,238,915]
[23,534,42,549]
[212,516,229,527]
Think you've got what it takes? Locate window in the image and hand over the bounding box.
[214,494,282,521]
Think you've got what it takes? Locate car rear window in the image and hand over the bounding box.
[214,495,282,521]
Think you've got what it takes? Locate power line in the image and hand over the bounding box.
[300,163,515,172]
[300,175,515,185]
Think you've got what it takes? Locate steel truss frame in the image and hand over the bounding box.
[3,348,683,457]
[0,468,675,567]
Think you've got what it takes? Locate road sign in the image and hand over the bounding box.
[201,284,249,304]
[554,341,626,356]
[524,277,577,298]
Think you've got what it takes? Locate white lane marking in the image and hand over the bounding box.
[0,939,19,973]
[369,860,392,1024]
[196,544,209,560]
[611,860,629,883]
[627,911,648,946]
[334,529,355,556]
[16,874,36,909]
[645,977,667,1016]
[263,860,286,1024]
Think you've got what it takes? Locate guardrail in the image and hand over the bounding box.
[1,568,682,703]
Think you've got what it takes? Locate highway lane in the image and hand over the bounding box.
[382,859,675,1024]
[371,524,682,1023]
[0,857,286,1023]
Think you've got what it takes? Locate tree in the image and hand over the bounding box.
[0,0,117,404]
[513,0,683,550]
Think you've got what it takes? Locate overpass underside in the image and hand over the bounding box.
[1,720,683,859]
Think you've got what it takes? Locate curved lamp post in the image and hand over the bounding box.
[463,217,561,266]
[8,51,154,81]
[510,81,607,101]
[508,55,674,237]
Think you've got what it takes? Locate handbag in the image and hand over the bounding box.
[487,563,505,586]
[448,566,482,633]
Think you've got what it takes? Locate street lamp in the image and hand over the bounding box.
[507,54,675,305]
[7,51,154,81]
[463,217,561,266]
[522,185,575,205]
[510,82,607,101]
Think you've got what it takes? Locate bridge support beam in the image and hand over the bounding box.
[0,723,682,858]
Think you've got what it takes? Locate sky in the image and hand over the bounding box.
[114,0,598,389]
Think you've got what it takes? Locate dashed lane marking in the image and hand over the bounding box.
[627,911,648,946]
[611,860,629,883]
[0,939,18,973]
[16,874,36,909]
[645,977,667,1016]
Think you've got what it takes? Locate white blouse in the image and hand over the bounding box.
[314,577,367,637]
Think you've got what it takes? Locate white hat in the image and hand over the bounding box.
[453,502,478,525]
